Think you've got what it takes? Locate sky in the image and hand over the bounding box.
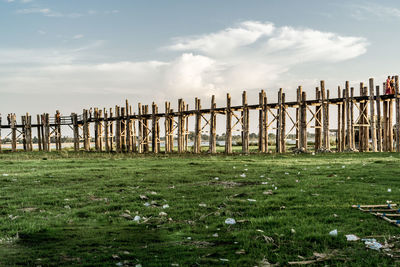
[1,0,400,118]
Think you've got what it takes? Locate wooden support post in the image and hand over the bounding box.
[259,90,266,152]
[194,98,202,153]
[389,98,394,152]
[369,78,377,152]
[21,115,27,151]
[341,89,346,151]
[0,115,2,152]
[44,113,50,152]
[395,76,400,152]
[346,82,351,150]
[321,81,329,150]
[242,91,249,154]
[71,113,79,151]
[209,95,217,154]
[144,105,150,152]
[185,103,189,151]
[281,93,286,153]
[296,87,302,150]
[83,109,90,151]
[263,93,268,153]
[225,93,232,154]
[55,110,61,151]
[315,87,322,151]
[178,99,184,153]
[121,107,126,152]
[94,108,100,151]
[300,92,307,151]
[350,87,355,150]
[104,110,109,152]
[152,102,159,153]
[337,87,341,152]
[376,86,382,152]
[164,102,170,153]
[138,103,143,153]
[11,114,17,152]
[383,96,388,152]
[36,114,42,151]
[109,108,114,152]
[276,89,282,153]
[26,114,32,151]
[326,90,330,150]
[115,106,121,153]
[363,86,370,152]
[126,100,132,153]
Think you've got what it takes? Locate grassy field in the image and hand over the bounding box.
[0,151,399,266]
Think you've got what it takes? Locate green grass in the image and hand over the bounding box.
[0,151,399,266]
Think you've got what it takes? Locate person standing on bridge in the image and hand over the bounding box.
[390,76,395,94]
[385,76,391,94]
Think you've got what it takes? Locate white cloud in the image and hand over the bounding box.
[0,21,368,103]
[16,7,82,18]
[73,34,84,40]
[349,3,400,20]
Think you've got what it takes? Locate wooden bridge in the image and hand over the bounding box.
[1,77,399,153]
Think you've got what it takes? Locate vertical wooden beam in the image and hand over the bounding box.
[11,114,17,152]
[276,89,282,153]
[209,95,217,154]
[185,103,189,151]
[315,87,322,151]
[137,103,143,153]
[242,91,249,154]
[72,113,79,151]
[321,81,329,150]
[225,93,232,154]
[350,87,355,150]
[44,113,50,152]
[126,100,132,153]
[83,109,90,151]
[263,93,268,153]
[337,87,341,152]
[36,114,42,151]
[346,82,351,150]
[177,99,183,153]
[115,106,121,153]
[341,89,346,151]
[109,108,114,152]
[194,98,202,153]
[121,107,126,152]
[300,92,307,151]
[94,108,99,151]
[376,86,382,152]
[104,110,109,152]
[296,87,302,150]
[369,78,377,152]
[388,98,394,152]
[55,110,61,151]
[383,97,388,151]
[21,115,27,151]
[395,75,400,152]
[164,102,170,153]
[281,93,286,153]
[363,86,370,152]
[144,105,150,152]
[152,102,159,153]
[258,91,265,152]
[326,90,330,150]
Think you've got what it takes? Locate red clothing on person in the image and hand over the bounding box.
[386,79,392,94]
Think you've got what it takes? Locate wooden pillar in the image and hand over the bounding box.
[36,114,42,151]
[11,114,17,152]
[109,108,114,152]
[185,103,189,151]
[383,97,388,152]
[55,110,61,151]
[326,90,330,150]
[369,78,377,152]
[164,102,170,153]
[194,98,202,153]
[337,87,341,152]
[315,87,322,151]
[25,114,32,151]
[376,86,382,152]
[44,113,50,152]
[104,110,109,152]
[121,107,126,152]
[115,106,121,153]
[281,93,286,153]
[177,99,184,153]
[152,102,159,153]
[346,82,352,150]
[350,87,355,150]
[94,108,100,151]
[321,81,329,150]
[296,87,302,150]
[225,93,232,154]
[83,109,90,151]
[341,89,346,151]
[258,91,265,152]
[395,76,400,152]
[21,115,27,151]
[144,105,150,152]
[137,103,143,153]
[263,94,268,153]
[300,92,307,151]
[388,98,394,152]
[242,91,249,154]
[276,89,282,153]
[126,100,132,153]
[363,86,370,152]
[71,113,79,151]
[209,95,217,154]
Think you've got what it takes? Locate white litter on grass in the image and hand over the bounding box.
[295,180,299,183]
[212,233,219,237]
[133,215,141,222]
[247,199,256,202]
[233,166,236,169]
[220,259,229,262]
[64,205,71,209]
[116,262,123,266]
[135,264,142,267]
[291,228,296,234]
[159,212,168,216]
[311,152,315,155]
[297,172,300,175]
[2,174,9,177]
[260,175,265,178]
[144,202,151,207]
[163,204,170,209]
[225,218,236,225]
[261,182,268,185]
[187,237,191,240]
[244,169,248,171]
[342,165,346,168]
[214,177,219,180]
[316,166,320,169]
[285,172,289,175]
[388,188,392,192]
[362,239,383,250]
[199,203,207,207]
[345,234,359,241]
[329,229,338,236]
[240,173,246,178]
[274,187,278,190]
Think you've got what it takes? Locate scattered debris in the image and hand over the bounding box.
[240,173,246,178]
[219,258,229,262]
[199,203,207,207]
[225,218,236,225]
[133,215,141,222]
[163,204,170,209]
[139,195,148,200]
[247,199,256,202]
[329,229,338,236]
[159,212,168,216]
[263,190,273,195]
[363,239,383,250]
[345,234,359,241]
